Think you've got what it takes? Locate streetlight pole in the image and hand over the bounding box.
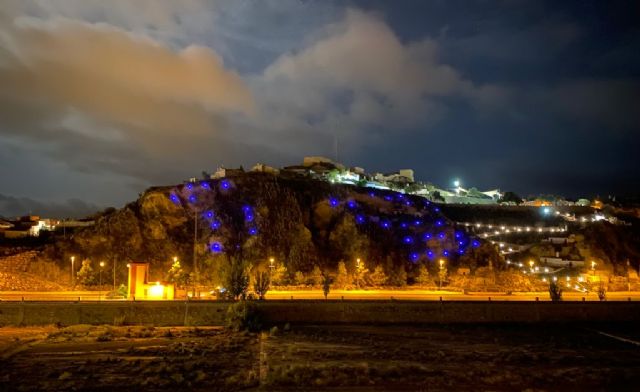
[356,258,362,288]
[193,208,198,297]
[70,256,75,287]
[99,261,105,300]
[439,259,445,290]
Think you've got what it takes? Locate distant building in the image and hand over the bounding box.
[374,169,414,185]
[210,166,245,179]
[127,262,175,300]
[538,257,585,268]
[303,156,334,167]
[1,216,56,238]
[251,163,279,175]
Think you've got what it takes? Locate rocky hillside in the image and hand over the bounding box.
[42,173,499,286]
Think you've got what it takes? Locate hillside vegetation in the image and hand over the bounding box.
[42,174,500,288]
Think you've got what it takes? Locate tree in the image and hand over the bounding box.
[270,263,288,286]
[309,265,323,287]
[77,259,96,286]
[387,265,407,287]
[549,280,563,301]
[431,191,444,202]
[367,265,387,287]
[437,266,448,289]
[414,264,431,286]
[322,272,332,300]
[253,271,270,300]
[334,261,350,289]
[167,260,190,288]
[226,260,249,300]
[500,191,523,205]
[294,271,306,286]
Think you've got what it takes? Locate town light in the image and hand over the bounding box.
[70,256,75,286]
[173,256,178,263]
[269,257,275,270]
[591,261,596,270]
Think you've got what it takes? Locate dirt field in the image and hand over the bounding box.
[1,323,639,391]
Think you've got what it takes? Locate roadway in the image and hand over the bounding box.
[2,289,640,302]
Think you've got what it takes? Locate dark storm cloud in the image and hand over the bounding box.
[0,193,101,219]
[0,0,638,213]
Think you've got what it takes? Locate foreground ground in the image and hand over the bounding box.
[1,323,639,391]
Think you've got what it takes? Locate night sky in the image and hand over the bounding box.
[1,1,639,217]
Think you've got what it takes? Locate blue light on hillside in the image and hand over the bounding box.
[347,200,357,209]
[410,252,419,262]
[472,240,480,248]
[169,194,180,204]
[458,249,465,255]
[205,211,214,219]
[455,231,462,239]
[245,213,254,222]
[405,201,412,206]
[186,183,193,190]
[188,195,197,203]
[458,241,464,246]
[443,250,450,257]
[427,250,434,259]
[210,221,221,230]
[356,215,366,224]
[436,220,443,227]
[329,197,339,207]
[384,195,393,201]
[220,180,230,190]
[242,205,252,213]
[423,233,432,241]
[210,242,223,253]
[201,181,210,189]
[248,227,258,236]
[434,207,440,212]
[381,221,390,229]
[438,232,445,239]
[403,236,413,244]
[368,192,375,197]
[414,219,422,226]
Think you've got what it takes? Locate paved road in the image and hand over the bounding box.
[266,289,640,301]
[2,289,640,302]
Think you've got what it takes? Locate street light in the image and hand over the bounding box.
[99,261,105,300]
[269,257,275,271]
[356,258,363,288]
[99,261,105,283]
[70,256,75,286]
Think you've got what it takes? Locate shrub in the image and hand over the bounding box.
[253,271,270,300]
[226,260,249,300]
[322,272,332,299]
[225,301,263,332]
[597,284,606,301]
[549,281,563,302]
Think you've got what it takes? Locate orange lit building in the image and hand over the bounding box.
[127,262,175,300]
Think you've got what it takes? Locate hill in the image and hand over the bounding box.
[40,173,499,287]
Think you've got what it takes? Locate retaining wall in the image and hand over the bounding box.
[1,300,639,326]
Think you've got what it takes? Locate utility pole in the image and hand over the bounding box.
[193,208,198,296]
